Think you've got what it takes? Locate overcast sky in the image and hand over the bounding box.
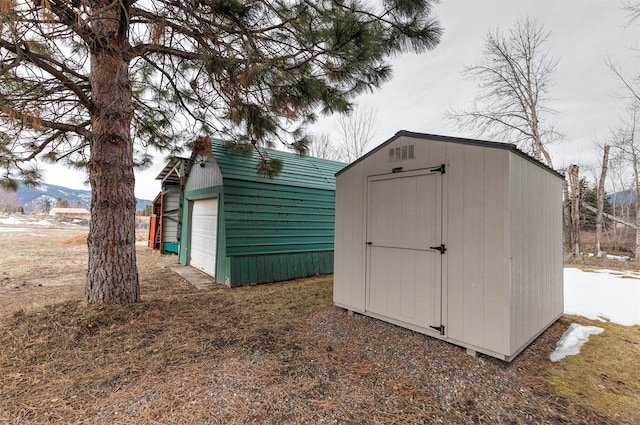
[41,0,640,200]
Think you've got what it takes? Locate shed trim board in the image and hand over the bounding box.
[334,131,563,361]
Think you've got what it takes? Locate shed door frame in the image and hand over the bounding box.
[365,166,446,335]
[189,198,219,278]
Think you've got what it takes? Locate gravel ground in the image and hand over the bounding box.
[66,308,606,425]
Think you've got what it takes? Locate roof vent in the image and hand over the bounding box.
[389,144,415,163]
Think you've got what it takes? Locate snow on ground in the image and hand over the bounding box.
[554,268,640,362]
[564,268,640,327]
[550,323,604,362]
[0,216,54,226]
[30,220,53,226]
[0,217,23,225]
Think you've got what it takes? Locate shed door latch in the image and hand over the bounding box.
[429,325,445,335]
[430,164,446,174]
[429,244,447,254]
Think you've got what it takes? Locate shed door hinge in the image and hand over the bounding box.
[429,244,446,254]
[429,325,445,335]
[431,164,446,174]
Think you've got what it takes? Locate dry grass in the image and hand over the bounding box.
[0,221,637,424]
[548,316,640,425]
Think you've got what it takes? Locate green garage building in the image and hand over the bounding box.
[178,140,345,287]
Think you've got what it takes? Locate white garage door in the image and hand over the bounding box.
[190,198,218,277]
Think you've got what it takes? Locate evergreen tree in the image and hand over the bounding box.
[0,1,442,304]
[580,181,612,231]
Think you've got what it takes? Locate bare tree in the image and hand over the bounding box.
[312,105,379,163]
[611,103,640,262]
[608,155,634,250]
[607,3,640,106]
[568,165,581,257]
[446,18,560,167]
[308,134,342,162]
[335,105,379,163]
[0,189,19,213]
[596,145,611,257]
[562,172,571,252]
[624,1,640,25]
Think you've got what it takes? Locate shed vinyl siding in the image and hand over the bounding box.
[229,251,334,286]
[508,153,564,355]
[442,143,510,355]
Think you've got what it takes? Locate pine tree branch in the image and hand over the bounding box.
[0,40,93,111]
[1,107,90,138]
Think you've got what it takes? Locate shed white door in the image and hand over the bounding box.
[190,198,218,277]
[366,168,443,333]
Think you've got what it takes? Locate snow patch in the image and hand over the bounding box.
[564,268,640,326]
[0,228,26,232]
[30,220,53,226]
[550,323,604,362]
[0,217,23,225]
[606,254,630,261]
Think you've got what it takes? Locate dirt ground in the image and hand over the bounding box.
[0,217,162,315]
[1,221,87,314]
[0,217,632,425]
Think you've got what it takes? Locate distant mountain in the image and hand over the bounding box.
[10,180,152,213]
[608,189,635,205]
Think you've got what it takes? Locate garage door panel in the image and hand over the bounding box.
[190,199,218,277]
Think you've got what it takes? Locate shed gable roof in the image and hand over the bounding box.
[212,140,347,190]
[336,130,564,179]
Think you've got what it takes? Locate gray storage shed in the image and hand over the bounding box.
[334,131,564,361]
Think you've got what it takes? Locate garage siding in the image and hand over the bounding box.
[180,140,345,287]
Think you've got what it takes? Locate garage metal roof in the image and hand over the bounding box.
[211,140,347,190]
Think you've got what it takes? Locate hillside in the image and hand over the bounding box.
[0,180,152,213]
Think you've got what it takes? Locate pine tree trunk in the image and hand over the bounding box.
[85,1,139,303]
